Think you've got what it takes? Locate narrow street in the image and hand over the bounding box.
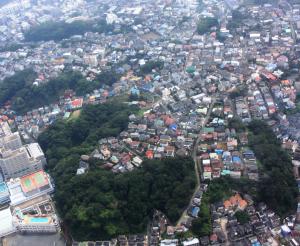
[220,218,230,246]
[176,96,217,226]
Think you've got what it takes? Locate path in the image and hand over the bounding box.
[176,96,217,226]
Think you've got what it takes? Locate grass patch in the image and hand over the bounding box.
[67,110,81,122]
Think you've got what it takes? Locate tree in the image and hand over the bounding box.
[139,60,164,75]
[24,19,114,42]
[197,17,218,35]
[235,211,250,224]
[248,120,297,216]
[38,103,196,241]
[191,195,212,237]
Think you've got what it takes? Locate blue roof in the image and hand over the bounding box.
[169,124,178,131]
[0,182,8,193]
[130,87,140,95]
[191,207,200,217]
[215,149,223,155]
[232,156,242,163]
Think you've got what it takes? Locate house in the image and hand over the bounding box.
[183,238,199,246]
[165,146,175,157]
[145,150,154,159]
[71,98,83,109]
[132,156,143,167]
[224,194,248,212]
[203,166,212,180]
[227,139,238,151]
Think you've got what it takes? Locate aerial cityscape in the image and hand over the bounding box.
[1,0,300,245]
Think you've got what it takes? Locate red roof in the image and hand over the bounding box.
[145,150,154,159]
[71,98,83,108]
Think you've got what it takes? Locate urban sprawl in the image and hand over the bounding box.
[1,0,300,246]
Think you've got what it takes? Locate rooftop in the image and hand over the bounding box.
[0,207,15,237]
[20,170,49,193]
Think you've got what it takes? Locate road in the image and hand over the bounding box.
[279,0,297,46]
[176,96,217,226]
[220,218,230,246]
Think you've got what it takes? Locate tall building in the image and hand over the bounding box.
[0,147,43,180]
[0,132,23,151]
[0,122,22,151]
[0,123,46,180]
[0,182,10,205]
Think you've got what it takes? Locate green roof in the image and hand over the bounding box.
[221,170,230,175]
[186,66,196,73]
[203,127,214,133]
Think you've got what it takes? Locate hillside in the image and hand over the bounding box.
[38,102,196,240]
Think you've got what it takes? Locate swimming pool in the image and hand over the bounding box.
[29,217,49,223]
[0,183,7,192]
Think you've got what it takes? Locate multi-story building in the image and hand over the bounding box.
[0,132,22,151]
[0,146,43,180]
[13,208,59,234]
[0,123,46,180]
[0,122,22,151]
[0,182,10,205]
[7,170,54,206]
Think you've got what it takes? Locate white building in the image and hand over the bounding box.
[0,123,46,180]
[160,239,179,246]
[7,170,54,206]
[0,208,16,237]
[183,238,199,246]
[0,146,43,180]
[13,208,59,234]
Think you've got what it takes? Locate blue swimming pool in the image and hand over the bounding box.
[30,217,49,223]
[0,183,7,192]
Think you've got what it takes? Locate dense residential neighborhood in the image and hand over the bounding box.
[1,0,300,245]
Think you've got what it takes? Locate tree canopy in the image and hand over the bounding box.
[0,67,123,114]
[248,120,297,216]
[24,20,114,42]
[38,102,196,240]
[139,60,164,75]
[197,17,219,35]
[0,69,37,108]
[235,211,250,225]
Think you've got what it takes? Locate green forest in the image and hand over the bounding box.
[139,60,164,75]
[248,120,298,216]
[197,17,219,35]
[38,102,196,240]
[191,176,257,238]
[0,68,122,114]
[24,20,114,42]
[200,121,297,217]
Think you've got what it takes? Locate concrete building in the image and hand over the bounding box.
[183,238,199,246]
[25,143,47,167]
[0,207,16,237]
[0,182,10,205]
[0,122,46,180]
[0,146,43,180]
[0,132,22,151]
[13,208,59,234]
[160,239,179,246]
[0,122,22,151]
[7,170,54,206]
